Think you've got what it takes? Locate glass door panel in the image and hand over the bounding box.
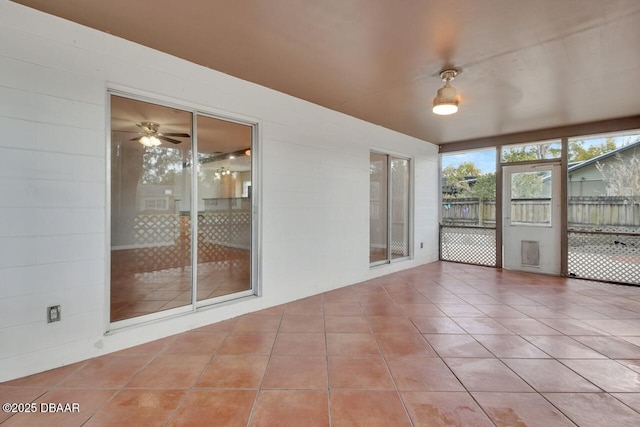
[370,152,388,263]
[196,115,253,301]
[509,171,552,226]
[110,95,193,322]
[391,158,409,259]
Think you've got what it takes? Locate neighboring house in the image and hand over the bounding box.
[568,140,640,197]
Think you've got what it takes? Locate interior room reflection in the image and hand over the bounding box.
[110,96,252,322]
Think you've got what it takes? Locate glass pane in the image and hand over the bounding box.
[110,95,192,322]
[440,148,497,266]
[370,153,388,263]
[441,149,497,227]
[567,131,640,284]
[568,132,640,197]
[501,140,561,162]
[196,115,252,301]
[510,170,552,226]
[391,158,409,259]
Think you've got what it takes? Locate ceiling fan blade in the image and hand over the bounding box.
[129,137,141,141]
[162,132,191,138]
[159,136,182,144]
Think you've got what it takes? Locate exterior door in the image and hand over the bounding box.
[502,163,561,275]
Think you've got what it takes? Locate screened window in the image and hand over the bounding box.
[440,148,497,266]
[567,130,640,285]
[509,170,552,226]
[501,140,561,162]
[441,148,496,227]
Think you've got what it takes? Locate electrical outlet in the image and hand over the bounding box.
[47,305,61,323]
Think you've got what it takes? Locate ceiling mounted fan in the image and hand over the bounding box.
[130,121,190,147]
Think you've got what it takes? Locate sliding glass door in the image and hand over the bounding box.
[370,152,411,265]
[109,94,255,324]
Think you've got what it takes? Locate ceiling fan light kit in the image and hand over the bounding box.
[139,135,161,147]
[432,69,459,115]
[131,121,191,146]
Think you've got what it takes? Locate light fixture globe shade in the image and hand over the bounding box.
[140,135,161,147]
[432,84,459,115]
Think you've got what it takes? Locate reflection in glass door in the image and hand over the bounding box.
[369,153,388,263]
[391,158,410,259]
[110,96,193,322]
[110,94,254,324]
[370,152,410,265]
[195,115,252,302]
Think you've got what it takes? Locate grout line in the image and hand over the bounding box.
[5,262,640,425]
[323,292,334,427]
[244,305,283,427]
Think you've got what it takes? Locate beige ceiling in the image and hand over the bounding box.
[13,0,640,145]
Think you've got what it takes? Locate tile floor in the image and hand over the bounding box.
[2,261,640,426]
[110,244,250,322]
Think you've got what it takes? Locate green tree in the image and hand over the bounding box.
[142,146,184,185]
[467,172,496,200]
[502,144,561,162]
[511,172,546,199]
[569,138,617,162]
[442,162,482,197]
[466,172,496,225]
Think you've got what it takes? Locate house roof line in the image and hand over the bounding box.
[568,138,640,172]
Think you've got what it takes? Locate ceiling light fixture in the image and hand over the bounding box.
[139,135,161,147]
[432,69,459,116]
[133,122,190,147]
[214,167,233,179]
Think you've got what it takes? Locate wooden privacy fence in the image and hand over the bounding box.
[442,199,496,226]
[567,196,640,228]
[442,196,640,228]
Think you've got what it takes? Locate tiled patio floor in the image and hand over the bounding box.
[2,261,640,426]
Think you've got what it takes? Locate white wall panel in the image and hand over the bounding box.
[36,123,104,156]
[0,56,104,105]
[0,178,33,208]
[0,1,439,381]
[0,117,38,150]
[0,237,37,269]
[0,208,37,237]
[35,234,104,265]
[36,207,105,236]
[32,180,105,208]
[0,87,103,129]
[0,259,104,299]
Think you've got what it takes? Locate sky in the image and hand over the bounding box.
[442,149,496,174]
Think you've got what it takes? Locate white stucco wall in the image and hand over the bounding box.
[0,1,439,381]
